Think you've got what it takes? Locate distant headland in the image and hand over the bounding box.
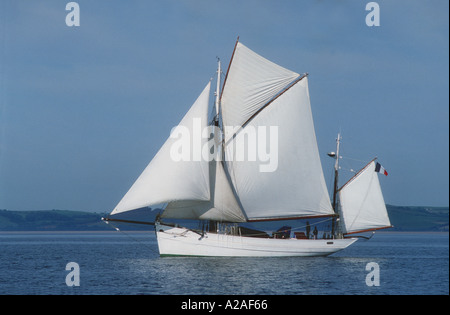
[0,205,448,232]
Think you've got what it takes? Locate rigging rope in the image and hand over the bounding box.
[103,220,160,255]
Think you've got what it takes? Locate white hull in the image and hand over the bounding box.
[156,223,357,257]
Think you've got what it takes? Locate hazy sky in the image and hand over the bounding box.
[1,0,448,211]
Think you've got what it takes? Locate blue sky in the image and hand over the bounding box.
[1,0,448,211]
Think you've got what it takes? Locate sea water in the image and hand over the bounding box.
[0,231,448,295]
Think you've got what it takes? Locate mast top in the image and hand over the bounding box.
[214,58,222,124]
[335,133,341,172]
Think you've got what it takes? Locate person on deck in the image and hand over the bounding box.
[306,221,311,239]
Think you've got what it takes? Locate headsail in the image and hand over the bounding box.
[338,159,392,234]
[110,83,212,216]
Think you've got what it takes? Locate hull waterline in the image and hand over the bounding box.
[156,223,357,257]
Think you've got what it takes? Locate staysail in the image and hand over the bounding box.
[110,83,212,216]
[338,159,392,234]
[162,160,246,222]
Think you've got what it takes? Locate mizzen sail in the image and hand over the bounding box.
[338,159,392,234]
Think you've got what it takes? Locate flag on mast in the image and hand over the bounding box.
[375,162,388,176]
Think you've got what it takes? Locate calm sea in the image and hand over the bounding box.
[0,231,448,296]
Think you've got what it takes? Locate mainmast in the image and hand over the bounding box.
[210,58,222,231]
[328,133,341,237]
[332,133,341,211]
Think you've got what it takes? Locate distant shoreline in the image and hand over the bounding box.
[1,206,448,232]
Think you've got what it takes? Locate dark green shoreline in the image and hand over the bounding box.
[0,205,448,232]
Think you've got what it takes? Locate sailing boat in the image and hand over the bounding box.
[103,39,392,257]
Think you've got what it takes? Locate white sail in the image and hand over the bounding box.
[162,116,246,222]
[221,42,300,143]
[110,83,211,215]
[162,161,246,222]
[338,160,392,234]
[224,77,334,221]
[109,42,336,222]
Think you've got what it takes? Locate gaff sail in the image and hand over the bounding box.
[338,159,392,234]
